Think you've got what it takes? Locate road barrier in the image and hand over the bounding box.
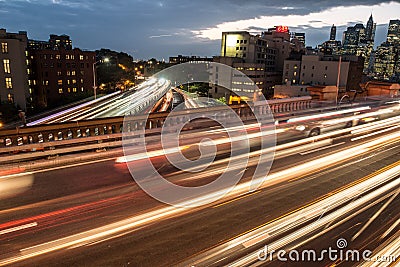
[0,98,313,157]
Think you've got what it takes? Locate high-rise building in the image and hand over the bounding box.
[215,27,299,99]
[330,25,337,41]
[341,16,376,73]
[373,19,400,81]
[387,19,400,44]
[28,35,95,109]
[0,29,31,111]
[365,14,376,42]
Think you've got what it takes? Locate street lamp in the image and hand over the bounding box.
[93,57,109,99]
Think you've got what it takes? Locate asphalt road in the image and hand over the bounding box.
[0,125,399,266]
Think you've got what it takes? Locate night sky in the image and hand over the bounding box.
[1,0,399,60]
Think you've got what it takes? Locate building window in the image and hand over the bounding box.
[3,59,10,73]
[312,66,315,69]
[292,79,296,84]
[80,70,84,75]
[81,87,84,91]
[1,43,8,53]
[294,72,297,76]
[59,88,63,94]
[325,66,328,70]
[56,55,61,60]
[72,79,77,84]
[66,55,70,60]
[311,73,314,77]
[73,87,77,92]
[57,71,62,76]
[7,93,13,103]
[324,74,327,78]
[294,65,298,69]
[80,55,84,60]
[67,71,71,76]
[58,80,63,85]
[71,71,76,76]
[5,77,12,89]
[80,79,84,83]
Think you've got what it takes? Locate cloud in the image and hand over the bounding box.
[192,1,400,40]
[149,34,173,38]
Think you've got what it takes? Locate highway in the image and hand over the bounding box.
[0,105,399,266]
[27,78,172,125]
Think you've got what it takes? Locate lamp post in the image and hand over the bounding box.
[93,57,109,99]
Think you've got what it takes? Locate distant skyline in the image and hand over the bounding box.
[1,0,399,60]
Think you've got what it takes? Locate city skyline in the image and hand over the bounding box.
[1,0,399,59]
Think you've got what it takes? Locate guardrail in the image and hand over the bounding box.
[0,98,313,152]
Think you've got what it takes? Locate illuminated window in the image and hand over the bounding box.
[58,80,63,85]
[80,55,84,60]
[59,88,63,94]
[1,43,8,53]
[27,69,31,74]
[3,59,10,73]
[68,88,71,93]
[71,55,74,60]
[294,72,297,76]
[71,71,76,76]
[67,80,71,85]
[56,55,61,60]
[72,79,77,84]
[80,79,84,83]
[324,74,327,78]
[7,93,13,103]
[66,55,70,60]
[73,87,77,92]
[57,71,62,76]
[67,71,71,76]
[81,87,84,91]
[5,77,12,89]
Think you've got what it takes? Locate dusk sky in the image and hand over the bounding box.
[1,0,400,60]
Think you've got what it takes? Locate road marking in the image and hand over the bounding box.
[0,222,38,235]
[213,191,261,208]
[299,142,346,155]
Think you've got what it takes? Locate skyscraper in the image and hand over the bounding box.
[365,14,376,42]
[387,19,400,44]
[374,19,400,81]
[342,16,376,74]
[330,24,336,41]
